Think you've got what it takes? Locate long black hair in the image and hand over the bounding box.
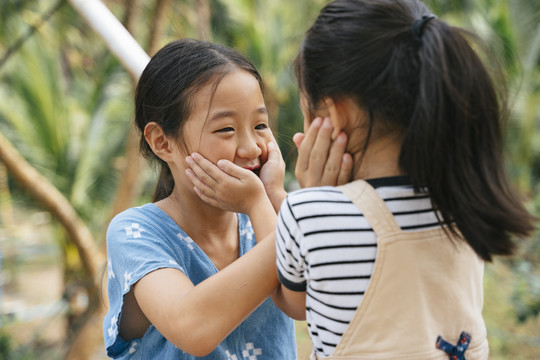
[134,39,263,202]
[295,0,536,261]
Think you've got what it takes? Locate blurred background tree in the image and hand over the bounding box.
[0,0,538,359]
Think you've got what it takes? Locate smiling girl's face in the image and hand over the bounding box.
[177,69,272,177]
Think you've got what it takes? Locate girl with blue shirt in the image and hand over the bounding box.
[103,38,323,359]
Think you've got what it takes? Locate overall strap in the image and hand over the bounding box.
[339,180,401,237]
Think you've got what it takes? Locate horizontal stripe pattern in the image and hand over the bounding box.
[276,180,440,356]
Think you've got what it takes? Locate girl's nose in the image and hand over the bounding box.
[237,136,262,160]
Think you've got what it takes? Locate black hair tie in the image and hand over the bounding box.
[411,14,437,40]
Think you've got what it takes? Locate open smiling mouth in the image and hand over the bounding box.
[246,156,264,177]
[249,161,264,178]
[244,165,261,177]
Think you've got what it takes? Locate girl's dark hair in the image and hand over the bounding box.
[135,39,263,202]
[296,0,536,261]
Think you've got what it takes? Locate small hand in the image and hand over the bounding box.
[259,140,287,212]
[294,117,353,188]
[185,153,266,215]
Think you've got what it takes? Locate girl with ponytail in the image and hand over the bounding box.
[271,0,536,358]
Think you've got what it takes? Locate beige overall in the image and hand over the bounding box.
[312,180,489,360]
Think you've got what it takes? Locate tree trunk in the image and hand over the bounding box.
[122,0,142,39]
[0,163,14,231]
[147,0,171,55]
[0,131,108,360]
[195,0,211,40]
[0,132,104,281]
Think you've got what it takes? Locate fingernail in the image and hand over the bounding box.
[217,160,226,167]
[185,156,192,163]
[267,141,274,148]
[337,132,346,143]
[312,117,322,127]
[323,117,332,127]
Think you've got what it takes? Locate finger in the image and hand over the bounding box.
[337,152,354,186]
[295,117,322,172]
[292,133,305,150]
[190,152,239,184]
[191,183,221,208]
[185,154,219,187]
[185,167,218,199]
[307,117,333,177]
[322,131,348,184]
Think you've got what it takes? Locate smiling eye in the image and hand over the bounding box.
[215,127,234,133]
[255,123,268,130]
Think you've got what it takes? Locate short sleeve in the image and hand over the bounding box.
[103,207,187,357]
[276,197,307,291]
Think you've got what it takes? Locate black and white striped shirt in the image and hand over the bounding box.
[276,176,441,357]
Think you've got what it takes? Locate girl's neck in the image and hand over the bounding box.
[352,131,405,181]
[156,188,238,245]
[156,190,240,270]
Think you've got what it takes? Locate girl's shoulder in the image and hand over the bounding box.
[109,203,174,229]
[286,185,348,205]
[106,203,184,250]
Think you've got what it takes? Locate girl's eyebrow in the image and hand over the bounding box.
[210,110,235,121]
[210,106,268,121]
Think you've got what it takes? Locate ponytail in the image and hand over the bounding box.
[400,21,536,261]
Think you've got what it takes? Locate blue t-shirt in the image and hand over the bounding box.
[103,203,296,359]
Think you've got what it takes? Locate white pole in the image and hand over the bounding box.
[68,0,150,81]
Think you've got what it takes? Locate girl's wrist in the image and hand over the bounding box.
[243,191,273,217]
[262,180,286,209]
[267,189,287,213]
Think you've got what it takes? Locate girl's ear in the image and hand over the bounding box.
[321,97,350,140]
[144,122,174,162]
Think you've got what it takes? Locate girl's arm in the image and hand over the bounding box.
[272,285,307,320]
[133,232,279,356]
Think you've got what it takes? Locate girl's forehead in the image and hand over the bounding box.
[189,70,264,110]
[187,70,266,124]
[211,70,263,105]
